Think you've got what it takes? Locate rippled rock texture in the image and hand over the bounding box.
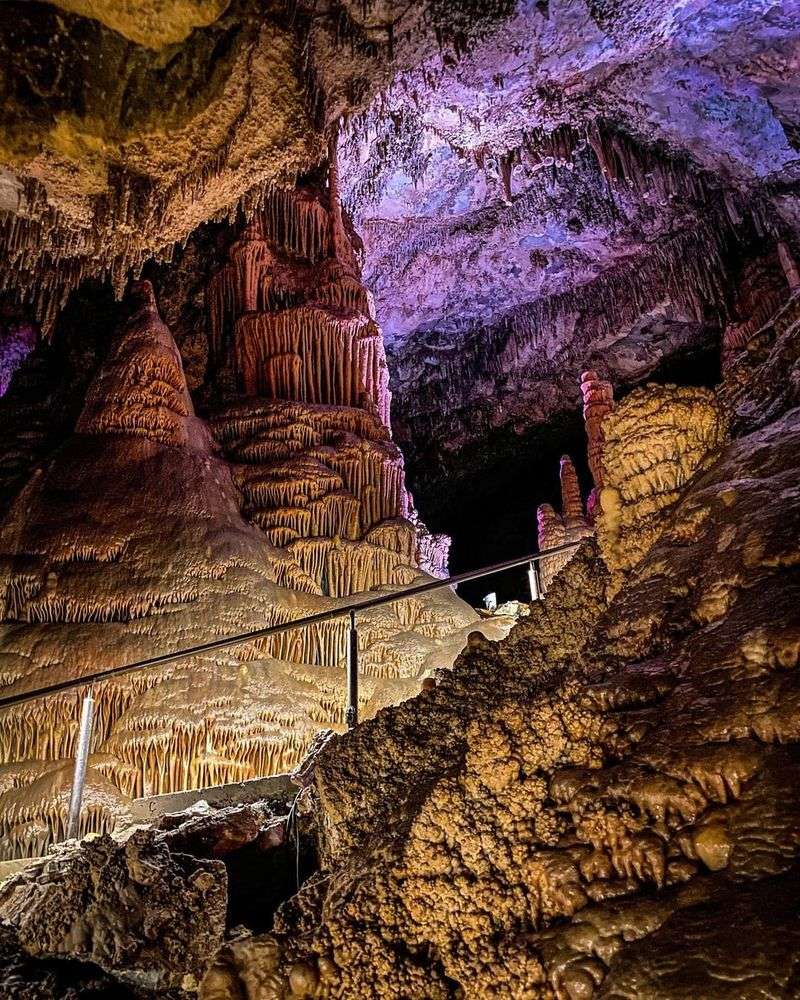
[192,298,800,998]
[0,188,500,861]
[0,829,226,992]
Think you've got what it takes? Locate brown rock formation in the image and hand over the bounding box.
[0,242,497,859]
[580,370,614,494]
[597,384,730,589]
[537,456,593,593]
[191,299,800,1000]
[721,252,791,372]
[0,3,320,334]
[203,184,461,600]
[0,828,226,991]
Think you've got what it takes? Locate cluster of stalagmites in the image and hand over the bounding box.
[536,370,611,590]
[537,370,730,599]
[2,297,799,998]
[139,294,800,998]
[0,191,497,861]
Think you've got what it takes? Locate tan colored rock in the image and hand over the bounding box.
[0,6,320,334]
[0,194,505,860]
[537,457,593,593]
[48,0,229,48]
[580,370,614,492]
[596,383,729,589]
[199,317,800,999]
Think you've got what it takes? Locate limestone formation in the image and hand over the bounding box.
[536,375,613,595]
[0,0,799,992]
[203,183,461,600]
[0,322,35,397]
[0,229,500,859]
[536,456,594,593]
[580,371,614,495]
[538,375,730,600]
[596,384,730,589]
[192,295,800,1000]
[0,828,226,991]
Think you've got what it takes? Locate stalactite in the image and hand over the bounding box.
[233,308,390,417]
[328,133,359,272]
[523,124,582,169]
[415,219,733,423]
[721,250,790,370]
[285,537,415,597]
[586,121,707,203]
[777,241,800,291]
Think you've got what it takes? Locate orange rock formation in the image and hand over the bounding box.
[189,293,800,1000]
[580,369,614,494]
[0,192,503,860]
[536,456,594,592]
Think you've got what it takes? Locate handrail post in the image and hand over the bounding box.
[346,610,358,729]
[528,561,541,602]
[66,692,94,840]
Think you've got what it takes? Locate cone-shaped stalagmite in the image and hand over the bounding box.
[580,370,614,493]
[0,223,504,858]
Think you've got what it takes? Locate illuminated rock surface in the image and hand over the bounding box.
[0,829,227,991]
[536,455,593,592]
[0,206,496,860]
[0,1,799,994]
[179,298,799,999]
[3,295,797,1000]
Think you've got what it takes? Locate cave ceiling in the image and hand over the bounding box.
[2,0,800,495]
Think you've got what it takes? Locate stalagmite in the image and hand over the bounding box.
[536,460,593,594]
[536,374,611,593]
[0,192,507,860]
[580,370,614,493]
[596,383,730,592]
[559,456,584,530]
[206,180,456,603]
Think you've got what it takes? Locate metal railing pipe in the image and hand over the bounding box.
[66,693,94,840]
[0,539,581,710]
[346,610,358,729]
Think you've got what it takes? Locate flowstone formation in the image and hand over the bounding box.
[0,249,494,859]
[182,294,800,999]
[536,371,729,598]
[596,384,730,593]
[203,178,452,587]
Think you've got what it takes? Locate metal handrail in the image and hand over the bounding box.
[0,539,581,711]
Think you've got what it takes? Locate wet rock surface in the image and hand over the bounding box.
[0,197,500,862]
[2,0,799,495]
[0,783,318,997]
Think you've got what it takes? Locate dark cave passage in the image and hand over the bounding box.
[406,334,722,608]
